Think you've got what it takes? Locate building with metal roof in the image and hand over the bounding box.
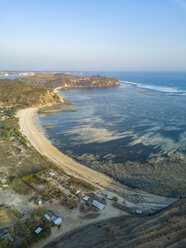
[92,200,105,211]
[136,209,142,215]
[83,195,89,201]
[44,213,51,221]
[35,227,43,234]
[53,217,62,225]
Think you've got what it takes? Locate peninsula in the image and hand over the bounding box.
[16,73,120,89]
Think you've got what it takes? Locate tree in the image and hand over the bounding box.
[0,238,9,248]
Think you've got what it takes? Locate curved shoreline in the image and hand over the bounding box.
[16,106,176,202]
[17,107,117,190]
[53,87,65,103]
[16,104,177,248]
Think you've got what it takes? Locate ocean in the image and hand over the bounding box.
[36,72,186,197]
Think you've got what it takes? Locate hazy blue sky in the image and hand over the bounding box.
[0,0,186,71]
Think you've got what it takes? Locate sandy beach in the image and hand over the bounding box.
[16,106,176,204]
[16,105,177,248]
[17,107,116,189]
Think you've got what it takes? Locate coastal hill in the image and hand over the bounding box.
[45,197,186,248]
[0,74,119,107]
[0,79,61,107]
[16,73,120,89]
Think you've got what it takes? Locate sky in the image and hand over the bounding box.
[0,0,186,71]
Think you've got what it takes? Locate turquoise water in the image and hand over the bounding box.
[38,72,186,196]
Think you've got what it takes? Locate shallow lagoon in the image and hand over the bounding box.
[38,73,186,197]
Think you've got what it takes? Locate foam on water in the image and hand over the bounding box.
[120,80,186,94]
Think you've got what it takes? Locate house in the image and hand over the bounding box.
[1,233,13,241]
[44,212,62,225]
[35,227,43,234]
[53,217,62,225]
[49,172,55,177]
[92,200,105,211]
[107,195,113,200]
[136,209,142,215]
[51,216,56,221]
[83,195,89,201]
[69,186,77,194]
[50,216,62,225]
[1,179,7,184]
[44,213,51,221]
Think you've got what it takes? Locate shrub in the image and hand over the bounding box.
[113,196,118,201]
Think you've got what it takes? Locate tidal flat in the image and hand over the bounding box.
[38,80,186,198]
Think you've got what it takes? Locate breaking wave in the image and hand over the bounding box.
[120,80,186,95]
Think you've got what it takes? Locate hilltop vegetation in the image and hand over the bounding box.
[16,73,120,89]
[0,79,60,107]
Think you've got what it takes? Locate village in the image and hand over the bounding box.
[0,105,175,248]
[0,165,130,248]
[0,106,120,247]
[0,106,14,121]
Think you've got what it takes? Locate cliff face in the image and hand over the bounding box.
[33,90,61,107]
[16,73,120,89]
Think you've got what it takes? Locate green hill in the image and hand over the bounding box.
[0,79,60,107]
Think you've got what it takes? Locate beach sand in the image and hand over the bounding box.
[16,107,176,204]
[16,106,177,248]
[17,107,116,189]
